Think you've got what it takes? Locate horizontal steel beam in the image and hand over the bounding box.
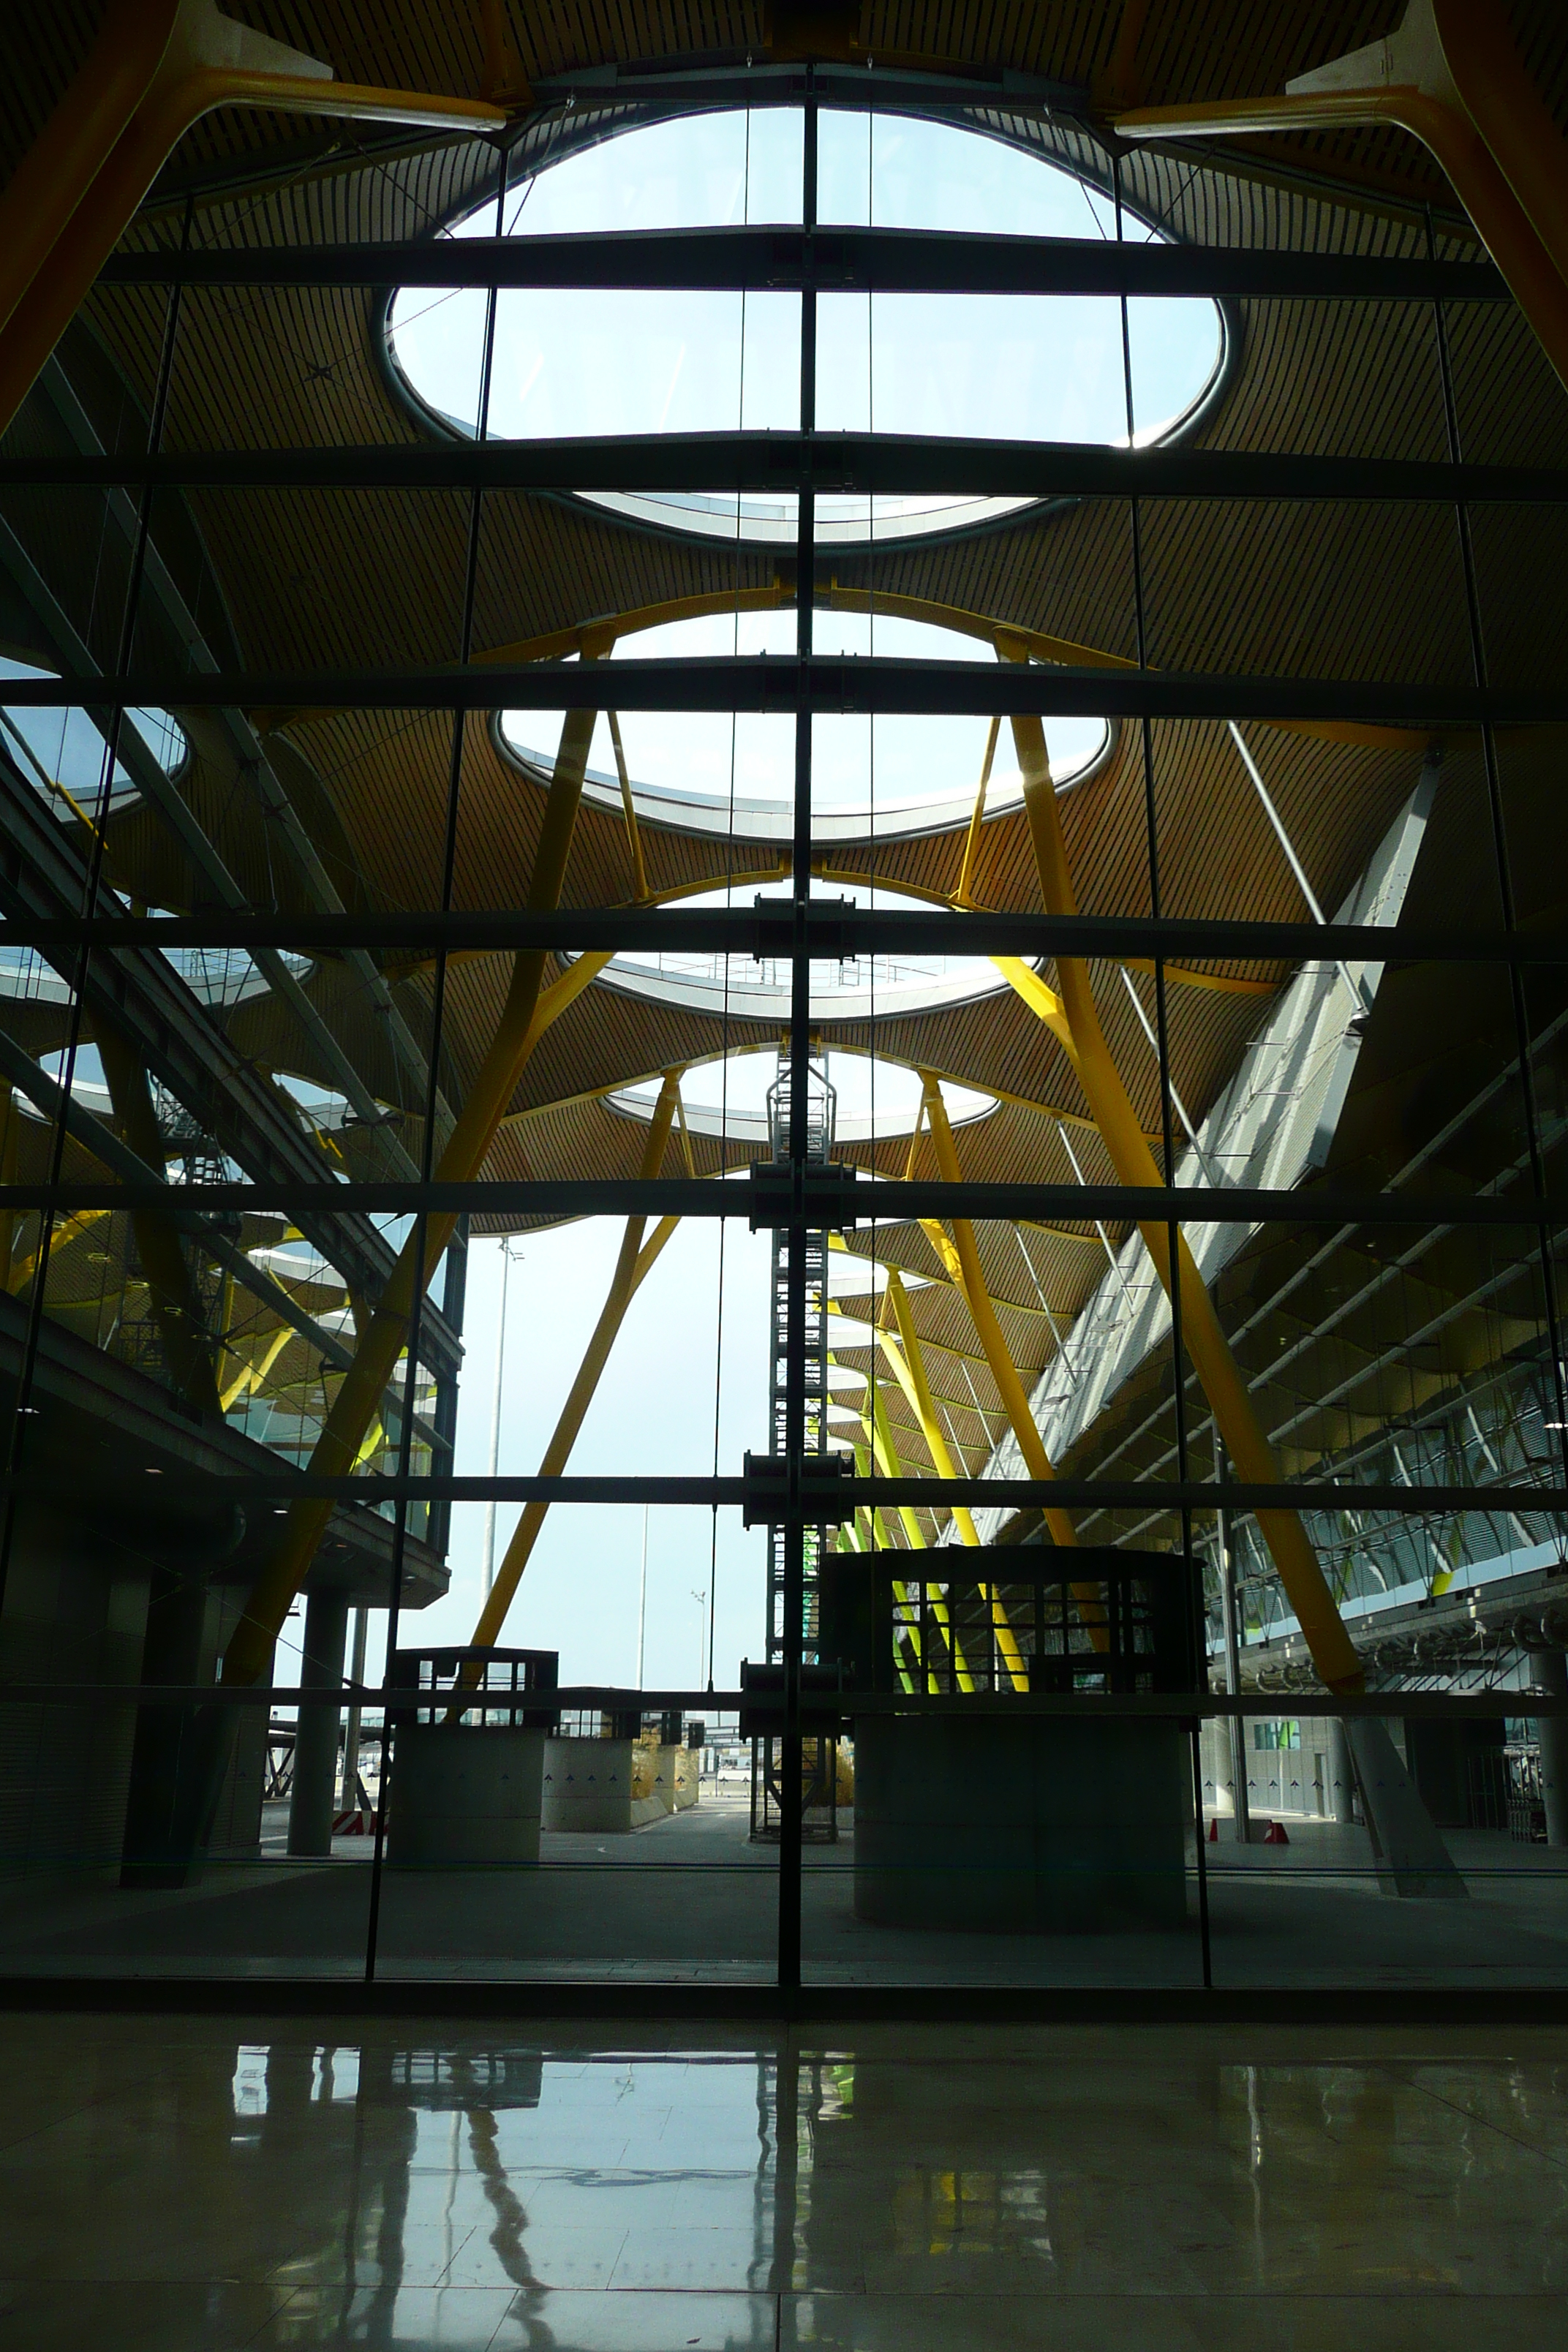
[2,1683,1561,1718]
[0,657,1542,725]
[529,58,1089,115]
[6,433,1552,507]
[1,1175,1559,1226]
[0,1471,1558,1514]
[94,227,1507,303]
[0,907,1553,966]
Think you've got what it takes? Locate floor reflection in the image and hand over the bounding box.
[1,2019,1567,2345]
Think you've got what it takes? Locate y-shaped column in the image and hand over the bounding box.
[1115,0,1568,396]
[465,1073,685,1652]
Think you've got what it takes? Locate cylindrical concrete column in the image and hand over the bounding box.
[1525,1646,1568,1848]
[287,1584,350,1857]
[1327,1717,1357,1825]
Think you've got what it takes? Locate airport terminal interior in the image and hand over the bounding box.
[3,0,1568,2343]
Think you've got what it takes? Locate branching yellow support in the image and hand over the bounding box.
[0,0,509,438]
[875,1305,980,1545]
[1000,690,1365,1695]
[843,1427,919,1693]
[6,1205,110,1297]
[881,1276,1028,1691]
[1114,0,1568,401]
[465,1074,685,1653]
[220,695,605,1692]
[954,714,1000,908]
[607,712,651,903]
[919,1082,1079,1551]
[867,1376,975,1693]
[96,1021,222,1421]
[219,1322,293,1414]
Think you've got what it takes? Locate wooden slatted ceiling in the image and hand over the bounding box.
[11,7,1568,230]
[4,5,1561,1429]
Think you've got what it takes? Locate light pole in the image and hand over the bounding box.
[480,1237,519,1600]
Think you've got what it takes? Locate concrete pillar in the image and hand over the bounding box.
[1526,1646,1568,1848]
[853,1714,1190,1931]
[120,1563,213,1888]
[1327,1717,1357,1825]
[287,1584,350,1858]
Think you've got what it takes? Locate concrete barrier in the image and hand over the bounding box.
[543,1737,700,1831]
[386,1725,543,1866]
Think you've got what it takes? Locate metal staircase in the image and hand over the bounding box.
[752,1045,840,1840]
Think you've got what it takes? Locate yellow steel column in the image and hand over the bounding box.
[881,1275,982,1542]
[0,0,178,349]
[844,1433,919,1694]
[94,1020,222,1420]
[219,695,603,1691]
[5,1209,111,1298]
[607,713,651,903]
[954,714,1000,908]
[918,1082,1080,1552]
[219,1321,293,1414]
[867,1373,975,1693]
[1000,693,1365,1695]
[1114,0,1568,399]
[466,1074,685,1650]
[0,1,508,438]
[881,1269,1028,1691]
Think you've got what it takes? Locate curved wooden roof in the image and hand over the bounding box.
[4,2,1567,1528]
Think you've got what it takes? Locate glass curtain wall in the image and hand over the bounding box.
[0,75,1564,1992]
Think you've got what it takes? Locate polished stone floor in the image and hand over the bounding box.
[0,2013,1566,2346]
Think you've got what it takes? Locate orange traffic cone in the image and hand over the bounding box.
[1207,1816,1219,1842]
[1263,1819,1290,1845]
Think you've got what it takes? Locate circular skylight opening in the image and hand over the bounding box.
[1,916,305,1015]
[584,879,1010,1022]
[500,608,1109,846]
[388,108,1228,548]
[0,657,186,821]
[610,1050,992,1145]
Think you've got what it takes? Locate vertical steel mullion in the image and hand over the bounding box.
[1426,212,1568,1518]
[364,151,508,1980]
[1117,154,1209,1986]
[0,199,193,1625]
[778,79,818,1994]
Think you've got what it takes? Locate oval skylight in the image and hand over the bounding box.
[3,931,307,1016]
[0,657,186,821]
[388,108,1227,547]
[584,880,1010,1023]
[611,1051,993,1145]
[500,608,1109,846]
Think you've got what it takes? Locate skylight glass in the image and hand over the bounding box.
[610,1049,992,1144]
[388,108,1226,546]
[0,657,185,821]
[1,931,306,1013]
[581,879,1009,1024]
[500,608,1109,845]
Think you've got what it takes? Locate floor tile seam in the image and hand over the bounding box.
[1384,2065,1568,2171]
[0,2068,173,2160]
[769,2288,1568,2305]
